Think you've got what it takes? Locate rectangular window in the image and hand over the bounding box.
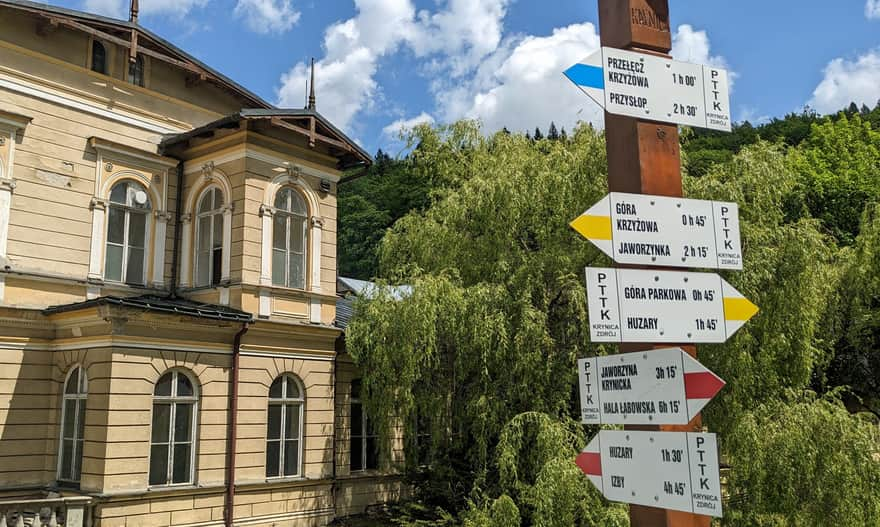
[350,381,379,472]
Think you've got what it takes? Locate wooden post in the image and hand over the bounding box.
[597,1,711,526]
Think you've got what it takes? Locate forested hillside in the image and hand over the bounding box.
[336,105,880,526]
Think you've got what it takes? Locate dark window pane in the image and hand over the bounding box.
[366,436,379,470]
[286,377,299,399]
[290,191,306,215]
[351,403,363,437]
[73,439,83,481]
[77,400,86,439]
[212,248,223,285]
[60,440,73,479]
[267,405,281,440]
[284,440,299,476]
[172,443,191,483]
[273,214,287,250]
[272,249,286,286]
[196,250,210,287]
[107,207,126,244]
[63,400,76,438]
[155,373,172,396]
[149,444,168,485]
[125,247,144,285]
[350,437,363,471]
[289,217,304,254]
[176,374,193,397]
[151,403,170,443]
[109,183,127,204]
[351,380,361,400]
[285,404,300,440]
[274,188,290,210]
[213,189,224,209]
[198,192,212,214]
[104,244,123,282]
[269,378,283,399]
[128,212,146,248]
[174,404,192,442]
[128,55,144,87]
[289,253,304,289]
[213,214,223,248]
[91,40,106,74]
[197,216,211,251]
[266,441,280,477]
[65,369,80,395]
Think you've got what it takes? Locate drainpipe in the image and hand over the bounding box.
[225,322,249,527]
[169,161,184,298]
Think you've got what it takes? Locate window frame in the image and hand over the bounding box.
[194,186,226,288]
[350,380,379,472]
[271,187,309,290]
[57,365,88,485]
[104,180,151,286]
[90,39,108,75]
[265,374,305,479]
[128,54,145,87]
[148,370,199,488]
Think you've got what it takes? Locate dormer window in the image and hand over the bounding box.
[91,40,107,75]
[128,54,145,87]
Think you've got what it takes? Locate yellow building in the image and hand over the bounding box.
[0,1,404,525]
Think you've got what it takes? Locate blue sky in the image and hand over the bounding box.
[46,0,880,154]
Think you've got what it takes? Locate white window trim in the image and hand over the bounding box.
[57,365,87,484]
[0,111,30,304]
[148,370,199,488]
[259,173,324,322]
[181,165,233,289]
[103,188,152,286]
[193,186,231,287]
[350,382,379,473]
[266,374,305,479]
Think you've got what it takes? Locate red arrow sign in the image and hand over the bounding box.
[578,347,725,425]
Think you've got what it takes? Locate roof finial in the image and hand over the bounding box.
[307,57,316,110]
[129,0,139,23]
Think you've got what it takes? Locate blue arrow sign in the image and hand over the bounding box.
[563,49,605,108]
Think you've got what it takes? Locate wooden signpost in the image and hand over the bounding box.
[565,1,752,525]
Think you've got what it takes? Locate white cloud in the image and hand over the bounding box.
[867,0,880,19]
[808,50,880,114]
[382,112,435,137]
[234,0,301,34]
[670,24,727,69]
[276,0,510,132]
[435,23,603,134]
[83,0,208,19]
[432,23,731,135]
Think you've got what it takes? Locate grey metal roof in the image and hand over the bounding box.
[159,109,372,167]
[0,0,272,109]
[44,294,253,322]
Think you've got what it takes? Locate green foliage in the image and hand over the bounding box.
[789,114,880,244]
[724,396,880,526]
[824,204,880,413]
[684,143,837,434]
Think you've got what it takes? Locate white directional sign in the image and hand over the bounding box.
[564,46,731,131]
[586,267,758,343]
[576,430,723,517]
[578,348,725,425]
[571,192,742,270]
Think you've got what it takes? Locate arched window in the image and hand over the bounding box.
[91,40,107,75]
[195,187,224,287]
[149,370,198,486]
[271,188,307,289]
[105,180,151,285]
[266,374,304,478]
[58,366,87,483]
[128,54,145,87]
[350,379,379,471]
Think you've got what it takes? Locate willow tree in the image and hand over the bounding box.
[346,121,616,523]
[346,123,875,525]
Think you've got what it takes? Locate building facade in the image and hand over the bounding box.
[0,1,403,525]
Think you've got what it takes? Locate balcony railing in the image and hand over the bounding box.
[0,496,92,527]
